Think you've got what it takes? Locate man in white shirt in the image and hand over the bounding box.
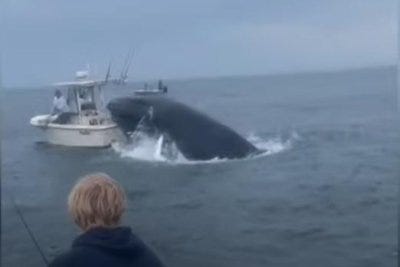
[52,89,69,115]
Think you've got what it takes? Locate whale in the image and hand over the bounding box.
[107,96,260,160]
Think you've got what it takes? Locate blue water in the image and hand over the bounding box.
[1,66,398,267]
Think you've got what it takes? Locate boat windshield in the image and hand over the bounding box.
[66,88,79,113]
[66,85,104,114]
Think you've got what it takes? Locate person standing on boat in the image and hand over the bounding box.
[49,173,165,267]
[158,80,163,91]
[158,80,168,94]
[52,89,69,115]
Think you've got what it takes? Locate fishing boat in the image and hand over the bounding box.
[133,88,167,96]
[30,71,125,147]
[133,80,168,96]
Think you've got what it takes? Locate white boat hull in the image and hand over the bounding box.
[43,125,124,147]
[31,75,127,148]
[31,115,125,147]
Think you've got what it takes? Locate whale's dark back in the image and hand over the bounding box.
[108,96,258,160]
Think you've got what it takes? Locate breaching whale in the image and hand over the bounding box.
[107,96,259,160]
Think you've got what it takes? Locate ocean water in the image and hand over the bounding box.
[1,66,398,267]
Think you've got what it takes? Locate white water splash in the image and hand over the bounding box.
[112,136,167,162]
[112,131,299,164]
[112,133,186,163]
[247,132,298,157]
[154,135,165,161]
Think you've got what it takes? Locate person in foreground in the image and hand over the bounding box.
[49,173,165,267]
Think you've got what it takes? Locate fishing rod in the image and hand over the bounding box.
[9,193,49,266]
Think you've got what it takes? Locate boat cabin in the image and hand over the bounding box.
[52,72,110,126]
[30,72,124,147]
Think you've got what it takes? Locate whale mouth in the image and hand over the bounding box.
[111,129,299,164]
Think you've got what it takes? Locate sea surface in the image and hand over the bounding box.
[1,66,399,267]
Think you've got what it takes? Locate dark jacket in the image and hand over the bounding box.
[49,226,165,267]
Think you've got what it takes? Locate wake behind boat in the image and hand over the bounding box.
[30,71,125,147]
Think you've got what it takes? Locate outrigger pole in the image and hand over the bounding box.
[104,61,112,84]
[120,49,134,83]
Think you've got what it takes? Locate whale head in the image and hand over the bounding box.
[107,97,152,132]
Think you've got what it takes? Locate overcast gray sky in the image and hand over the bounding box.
[1,0,397,87]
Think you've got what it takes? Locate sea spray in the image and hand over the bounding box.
[112,130,299,164]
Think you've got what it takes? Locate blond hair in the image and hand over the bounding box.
[68,173,126,231]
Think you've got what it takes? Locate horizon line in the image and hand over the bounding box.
[2,64,396,90]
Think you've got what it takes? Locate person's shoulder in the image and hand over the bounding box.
[139,246,166,267]
[48,250,75,267]
[48,246,93,267]
[131,234,166,267]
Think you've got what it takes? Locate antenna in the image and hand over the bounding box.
[120,52,130,80]
[105,61,112,84]
[119,49,134,83]
[123,50,134,81]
